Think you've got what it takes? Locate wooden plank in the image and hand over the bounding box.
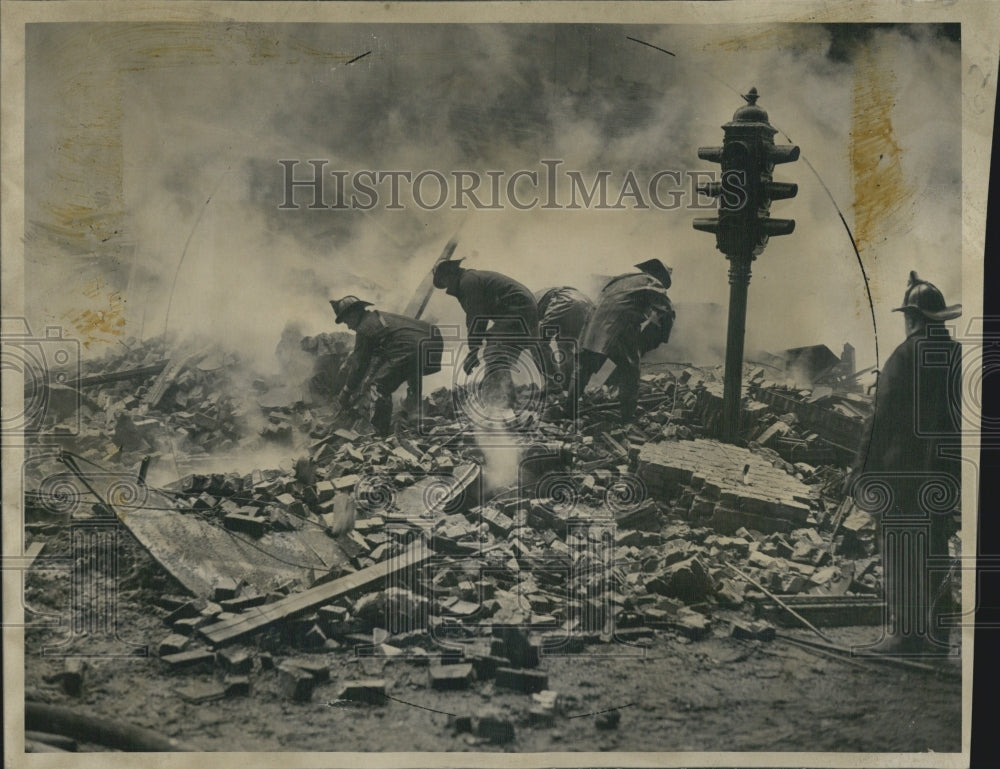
[67,360,168,389]
[24,541,45,569]
[199,540,431,647]
[755,595,884,628]
[402,236,459,320]
[144,351,205,407]
[827,496,855,556]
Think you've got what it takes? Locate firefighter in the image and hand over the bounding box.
[566,258,675,423]
[849,271,962,656]
[535,286,596,395]
[432,259,543,411]
[330,296,444,436]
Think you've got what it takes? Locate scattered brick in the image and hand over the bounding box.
[224,675,251,697]
[429,663,474,691]
[61,659,86,697]
[476,709,515,744]
[287,659,330,683]
[337,679,387,705]
[158,634,189,656]
[278,665,315,702]
[730,619,776,642]
[216,648,253,675]
[671,612,711,641]
[495,667,549,694]
[219,594,267,613]
[161,649,215,673]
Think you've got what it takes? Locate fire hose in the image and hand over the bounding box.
[25,701,199,751]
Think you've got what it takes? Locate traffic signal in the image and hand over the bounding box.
[692,89,798,257]
[755,140,799,249]
[694,139,760,255]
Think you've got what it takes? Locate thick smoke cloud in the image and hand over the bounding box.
[25,22,961,372]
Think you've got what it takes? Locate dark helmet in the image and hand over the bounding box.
[432,258,465,289]
[891,271,962,321]
[534,287,562,316]
[634,258,673,289]
[329,295,373,324]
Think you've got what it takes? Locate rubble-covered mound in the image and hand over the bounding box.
[22,341,960,745]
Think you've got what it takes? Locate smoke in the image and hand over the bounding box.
[26,22,961,376]
[477,436,523,494]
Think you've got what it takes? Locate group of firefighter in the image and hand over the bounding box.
[328,255,676,436]
[328,258,964,658]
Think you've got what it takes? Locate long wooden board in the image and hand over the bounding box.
[67,360,168,389]
[402,235,459,320]
[199,540,430,647]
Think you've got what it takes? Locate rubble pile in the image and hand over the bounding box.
[25,339,911,741]
[127,376,888,723]
[31,332,357,470]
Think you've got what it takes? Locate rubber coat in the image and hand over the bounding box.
[342,311,442,395]
[536,287,595,342]
[449,269,539,348]
[852,327,962,513]
[579,273,674,368]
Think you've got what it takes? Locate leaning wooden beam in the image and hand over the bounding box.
[144,350,208,407]
[143,357,184,407]
[199,540,431,648]
[66,361,168,389]
[403,234,459,320]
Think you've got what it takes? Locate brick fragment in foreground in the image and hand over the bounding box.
[199,541,430,647]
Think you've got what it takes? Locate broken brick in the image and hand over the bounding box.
[158,634,189,656]
[224,675,251,697]
[448,715,473,733]
[532,689,560,713]
[332,474,361,492]
[301,624,328,649]
[287,659,330,683]
[495,667,549,694]
[278,665,315,702]
[730,619,776,642]
[213,578,240,602]
[219,594,267,613]
[163,599,205,626]
[161,649,215,673]
[671,612,711,641]
[470,655,507,680]
[476,709,515,744]
[223,513,267,538]
[172,615,214,636]
[337,679,387,705]
[216,648,253,675]
[429,663,473,691]
[499,627,541,668]
[647,557,714,604]
[61,659,86,697]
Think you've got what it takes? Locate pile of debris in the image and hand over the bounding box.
[26,340,919,740]
[104,384,888,713]
[30,332,357,469]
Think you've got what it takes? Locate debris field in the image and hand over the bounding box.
[20,334,962,752]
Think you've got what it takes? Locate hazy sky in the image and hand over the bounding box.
[25,22,962,371]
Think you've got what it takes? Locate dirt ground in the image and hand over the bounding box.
[19,524,962,756]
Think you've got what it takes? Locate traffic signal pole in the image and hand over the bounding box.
[693,88,799,444]
[723,252,753,443]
